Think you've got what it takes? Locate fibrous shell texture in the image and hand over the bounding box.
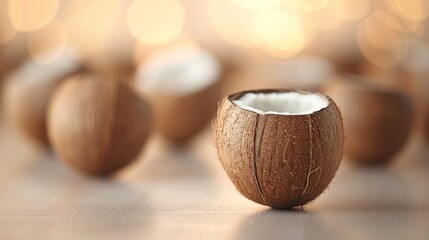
[214,90,344,209]
[48,74,152,175]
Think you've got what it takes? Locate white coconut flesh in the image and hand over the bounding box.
[136,45,221,96]
[12,48,81,85]
[233,92,329,115]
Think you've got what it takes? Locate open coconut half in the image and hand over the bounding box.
[3,48,83,145]
[326,75,414,165]
[135,44,222,143]
[215,90,344,209]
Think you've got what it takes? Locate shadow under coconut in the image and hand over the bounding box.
[234,209,337,240]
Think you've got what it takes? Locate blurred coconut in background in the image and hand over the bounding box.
[0,0,427,147]
[134,44,222,143]
[326,75,414,165]
[2,48,83,146]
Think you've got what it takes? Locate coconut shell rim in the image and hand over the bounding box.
[227,89,335,117]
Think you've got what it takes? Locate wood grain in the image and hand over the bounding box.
[0,116,428,240]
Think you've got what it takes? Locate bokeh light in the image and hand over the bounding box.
[232,0,281,11]
[0,0,427,73]
[9,0,59,32]
[28,20,68,64]
[209,0,258,47]
[330,0,370,21]
[357,13,408,69]
[63,0,122,55]
[0,1,16,44]
[374,10,421,33]
[127,0,185,45]
[310,7,343,31]
[253,11,306,57]
[133,32,195,65]
[298,0,328,12]
[387,0,429,22]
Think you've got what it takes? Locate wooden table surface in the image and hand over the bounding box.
[0,117,428,240]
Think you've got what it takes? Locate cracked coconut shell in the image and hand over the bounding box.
[327,79,413,165]
[214,90,344,209]
[48,74,152,175]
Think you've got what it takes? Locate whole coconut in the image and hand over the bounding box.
[215,90,344,209]
[48,74,152,175]
[327,77,413,165]
[3,50,82,145]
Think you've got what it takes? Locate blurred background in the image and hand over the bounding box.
[2,0,428,141]
[0,0,428,173]
[0,0,428,178]
[0,0,428,82]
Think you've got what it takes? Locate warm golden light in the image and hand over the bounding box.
[357,14,408,69]
[0,1,16,44]
[298,0,329,12]
[311,7,343,31]
[253,11,306,57]
[127,0,185,45]
[28,20,68,65]
[374,10,421,33]
[63,0,122,55]
[209,0,258,47]
[330,0,370,21]
[9,0,59,32]
[1,0,426,67]
[232,0,281,11]
[133,32,195,65]
[387,0,429,22]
